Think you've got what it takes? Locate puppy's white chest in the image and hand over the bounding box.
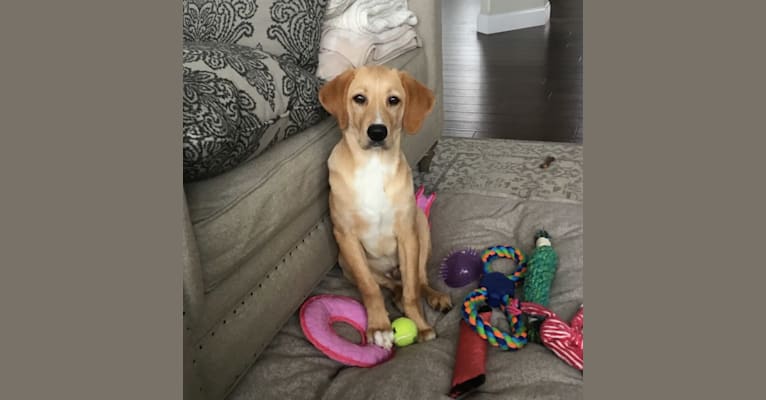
[354,156,396,253]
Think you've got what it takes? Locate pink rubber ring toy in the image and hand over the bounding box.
[300,295,394,367]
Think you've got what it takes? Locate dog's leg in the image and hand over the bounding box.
[338,253,357,284]
[415,211,452,312]
[334,229,394,349]
[397,219,436,342]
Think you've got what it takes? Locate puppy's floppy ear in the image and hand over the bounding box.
[399,71,435,134]
[319,69,356,130]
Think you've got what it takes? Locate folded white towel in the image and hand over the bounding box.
[325,0,357,20]
[317,26,421,80]
[324,0,417,35]
[367,28,419,63]
[317,0,421,80]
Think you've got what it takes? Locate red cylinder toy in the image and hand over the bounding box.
[449,308,492,398]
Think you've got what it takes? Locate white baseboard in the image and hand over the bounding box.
[477,1,551,35]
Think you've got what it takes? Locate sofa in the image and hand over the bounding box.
[182,1,444,399]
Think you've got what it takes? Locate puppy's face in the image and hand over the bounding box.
[319,66,435,151]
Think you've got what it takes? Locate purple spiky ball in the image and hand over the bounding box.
[439,248,483,288]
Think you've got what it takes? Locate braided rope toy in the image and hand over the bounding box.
[481,245,527,281]
[461,246,529,350]
[463,289,527,350]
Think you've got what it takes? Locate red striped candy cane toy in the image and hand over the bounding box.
[520,303,584,371]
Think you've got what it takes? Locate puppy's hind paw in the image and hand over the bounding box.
[417,328,436,343]
[426,290,453,313]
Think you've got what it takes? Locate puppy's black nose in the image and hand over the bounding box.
[367,124,388,142]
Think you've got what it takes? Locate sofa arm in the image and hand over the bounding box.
[183,194,207,400]
[403,0,444,169]
[409,0,443,99]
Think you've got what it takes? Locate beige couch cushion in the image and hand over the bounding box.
[186,117,339,292]
[228,192,584,400]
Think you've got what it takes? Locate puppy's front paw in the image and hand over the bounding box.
[367,327,394,350]
[366,314,394,350]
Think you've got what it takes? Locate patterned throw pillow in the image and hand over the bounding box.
[182,0,329,74]
[182,0,330,182]
[183,43,327,182]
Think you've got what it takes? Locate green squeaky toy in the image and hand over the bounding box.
[522,230,559,343]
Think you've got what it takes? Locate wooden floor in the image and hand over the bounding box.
[441,0,583,143]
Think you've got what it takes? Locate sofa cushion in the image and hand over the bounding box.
[185,117,340,292]
[182,0,329,74]
[228,192,583,400]
[183,42,327,181]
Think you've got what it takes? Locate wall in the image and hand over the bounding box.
[477,0,551,34]
[481,0,548,15]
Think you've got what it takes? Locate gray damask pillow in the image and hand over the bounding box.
[183,43,327,182]
[182,0,329,74]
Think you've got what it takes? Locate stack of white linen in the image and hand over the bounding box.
[317,0,422,80]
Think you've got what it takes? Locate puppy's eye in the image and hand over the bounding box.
[388,96,400,106]
[352,94,367,104]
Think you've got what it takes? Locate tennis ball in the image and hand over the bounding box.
[391,317,418,347]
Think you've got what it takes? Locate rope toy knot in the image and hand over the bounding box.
[504,297,522,316]
[521,303,584,371]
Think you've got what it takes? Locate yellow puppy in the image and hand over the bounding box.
[319,66,452,349]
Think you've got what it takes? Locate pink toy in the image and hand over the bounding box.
[415,185,436,227]
[300,295,394,367]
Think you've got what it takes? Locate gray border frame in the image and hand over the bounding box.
[2,0,766,399]
[0,0,182,399]
[586,0,766,399]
